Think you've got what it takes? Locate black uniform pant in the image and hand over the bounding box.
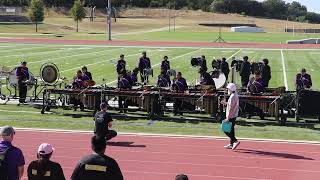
[173,99,183,115]
[118,96,128,112]
[224,118,238,144]
[18,83,27,103]
[241,75,250,87]
[74,99,84,111]
[263,78,270,87]
[105,130,117,141]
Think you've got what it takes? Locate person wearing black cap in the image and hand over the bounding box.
[240,56,251,88]
[138,51,151,83]
[0,126,25,180]
[82,66,92,80]
[116,54,126,75]
[27,143,65,180]
[160,56,170,72]
[176,174,189,180]
[261,59,271,87]
[94,103,117,141]
[199,70,216,87]
[16,61,29,103]
[220,57,230,81]
[71,136,123,180]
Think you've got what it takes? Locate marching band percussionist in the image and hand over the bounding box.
[220,58,230,81]
[72,70,90,111]
[16,61,29,104]
[199,70,216,88]
[157,69,171,87]
[261,59,271,87]
[240,56,251,88]
[117,70,132,113]
[295,68,312,91]
[138,51,151,83]
[82,66,92,80]
[247,71,265,94]
[160,56,170,72]
[200,55,208,72]
[130,68,139,86]
[116,54,126,75]
[172,72,188,116]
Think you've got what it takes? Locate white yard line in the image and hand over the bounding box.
[15,48,122,67]
[226,49,242,61]
[2,48,76,58]
[280,49,289,90]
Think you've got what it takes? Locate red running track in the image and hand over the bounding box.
[15,130,320,180]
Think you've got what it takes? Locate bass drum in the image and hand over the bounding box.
[40,63,60,85]
[212,70,226,90]
[8,68,36,90]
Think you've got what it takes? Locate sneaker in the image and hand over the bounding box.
[224,144,233,149]
[232,141,240,150]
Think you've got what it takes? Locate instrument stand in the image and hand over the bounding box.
[214,27,226,43]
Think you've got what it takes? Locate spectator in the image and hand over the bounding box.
[0,126,25,180]
[27,143,65,180]
[71,136,123,180]
[176,174,189,180]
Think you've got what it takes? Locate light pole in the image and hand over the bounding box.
[106,0,112,41]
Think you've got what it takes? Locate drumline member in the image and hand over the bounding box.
[130,68,139,86]
[94,103,117,142]
[200,55,208,72]
[157,69,171,87]
[247,71,265,94]
[117,71,132,113]
[295,68,312,91]
[72,70,90,111]
[220,58,230,81]
[240,56,251,88]
[221,83,240,150]
[116,54,126,75]
[199,70,216,88]
[160,56,170,72]
[82,66,92,80]
[172,72,188,116]
[261,59,271,87]
[16,61,29,103]
[138,51,151,83]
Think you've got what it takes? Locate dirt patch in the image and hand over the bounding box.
[60,26,74,30]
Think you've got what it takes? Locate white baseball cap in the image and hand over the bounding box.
[226,83,237,92]
[38,143,54,155]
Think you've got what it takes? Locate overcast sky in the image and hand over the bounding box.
[256,0,319,13]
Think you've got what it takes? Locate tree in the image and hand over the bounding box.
[28,0,45,32]
[71,0,86,32]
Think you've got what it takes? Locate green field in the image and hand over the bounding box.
[0,42,319,91]
[1,42,320,142]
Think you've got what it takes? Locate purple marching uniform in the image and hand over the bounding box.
[116,60,126,75]
[157,74,171,87]
[118,74,132,113]
[172,78,187,115]
[296,73,312,91]
[130,73,138,86]
[247,78,265,93]
[138,57,151,82]
[16,66,30,103]
[160,60,170,72]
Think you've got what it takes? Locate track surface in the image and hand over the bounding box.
[1,38,320,49]
[15,130,320,180]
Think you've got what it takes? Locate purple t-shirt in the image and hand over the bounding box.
[0,141,25,180]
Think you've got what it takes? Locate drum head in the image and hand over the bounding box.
[213,72,226,89]
[8,68,18,87]
[40,63,59,85]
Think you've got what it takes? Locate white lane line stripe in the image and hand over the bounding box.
[280,49,289,90]
[12,127,320,145]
